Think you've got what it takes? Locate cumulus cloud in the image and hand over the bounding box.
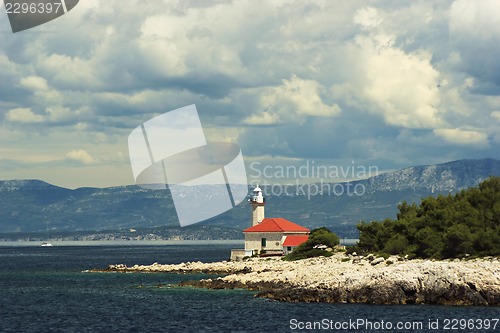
[65,149,97,165]
[243,111,281,126]
[38,54,100,89]
[450,0,500,41]
[354,7,382,30]
[254,75,341,125]
[449,0,500,91]
[0,0,498,187]
[491,111,500,121]
[434,128,489,147]
[352,7,444,130]
[19,76,49,91]
[6,108,44,123]
[361,44,442,129]
[5,106,84,124]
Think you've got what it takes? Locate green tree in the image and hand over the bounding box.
[443,224,474,258]
[284,227,340,261]
[307,227,340,248]
[382,234,409,255]
[356,177,500,259]
[414,226,443,258]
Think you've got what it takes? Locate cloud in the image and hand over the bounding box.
[5,106,84,125]
[0,1,499,188]
[352,7,444,130]
[491,111,500,121]
[362,45,442,129]
[65,149,97,165]
[6,108,44,123]
[243,111,281,126]
[19,76,49,91]
[256,75,341,125]
[434,128,489,147]
[450,0,500,41]
[38,54,100,89]
[449,0,500,91]
[354,6,382,30]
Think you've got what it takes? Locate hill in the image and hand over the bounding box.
[0,225,242,242]
[0,158,499,237]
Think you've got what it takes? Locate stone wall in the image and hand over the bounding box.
[244,232,282,252]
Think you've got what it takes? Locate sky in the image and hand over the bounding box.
[0,0,499,189]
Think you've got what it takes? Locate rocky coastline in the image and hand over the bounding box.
[98,253,500,306]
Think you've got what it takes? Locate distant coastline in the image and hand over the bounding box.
[0,225,244,243]
[98,253,500,306]
[0,238,360,247]
[0,240,244,247]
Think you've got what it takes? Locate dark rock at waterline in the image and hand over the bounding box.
[180,277,500,306]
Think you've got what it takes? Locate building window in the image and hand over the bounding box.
[287,246,292,251]
[261,238,266,247]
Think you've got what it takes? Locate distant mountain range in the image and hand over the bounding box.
[0,158,499,238]
[0,225,243,242]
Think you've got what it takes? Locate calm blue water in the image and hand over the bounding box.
[0,244,498,333]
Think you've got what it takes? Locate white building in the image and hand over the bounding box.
[230,185,310,260]
[244,185,310,257]
[243,217,310,256]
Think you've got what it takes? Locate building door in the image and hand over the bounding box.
[261,238,266,247]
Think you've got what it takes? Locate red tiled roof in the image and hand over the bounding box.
[243,218,310,233]
[282,235,309,247]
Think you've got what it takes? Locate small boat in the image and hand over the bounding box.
[41,221,53,247]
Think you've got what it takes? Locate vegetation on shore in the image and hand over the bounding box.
[356,177,500,259]
[283,227,340,261]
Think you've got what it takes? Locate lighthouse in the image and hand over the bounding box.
[229,184,310,260]
[249,185,265,226]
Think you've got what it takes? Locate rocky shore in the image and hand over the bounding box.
[98,253,500,306]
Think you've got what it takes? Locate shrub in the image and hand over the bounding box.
[284,248,333,261]
[284,227,340,261]
[378,253,390,260]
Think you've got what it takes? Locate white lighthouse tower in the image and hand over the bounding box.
[249,185,265,226]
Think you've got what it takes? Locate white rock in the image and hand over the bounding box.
[371,257,385,266]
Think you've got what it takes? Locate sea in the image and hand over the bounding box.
[0,242,498,333]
